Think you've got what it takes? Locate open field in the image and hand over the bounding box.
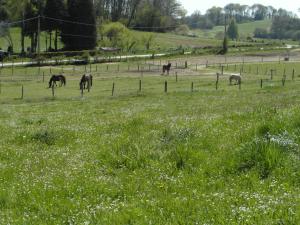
[0,58,300,224]
[0,25,283,54]
[194,20,273,39]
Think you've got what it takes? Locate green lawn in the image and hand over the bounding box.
[0,60,300,224]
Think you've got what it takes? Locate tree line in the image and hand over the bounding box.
[0,0,185,52]
[185,4,296,30]
[0,0,298,53]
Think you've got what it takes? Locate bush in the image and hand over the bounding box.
[254,28,269,39]
[174,25,190,36]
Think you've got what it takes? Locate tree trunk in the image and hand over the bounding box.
[31,34,34,53]
[55,29,58,51]
[49,32,52,50]
[21,31,25,54]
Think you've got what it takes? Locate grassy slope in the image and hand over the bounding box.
[0,60,299,224]
[195,20,272,39]
[1,22,274,54]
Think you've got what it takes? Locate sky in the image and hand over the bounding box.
[180,0,300,16]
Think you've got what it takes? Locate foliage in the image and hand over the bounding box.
[222,35,228,54]
[43,0,67,51]
[100,22,138,51]
[174,24,190,36]
[254,28,269,38]
[61,0,97,50]
[141,33,155,50]
[227,19,239,40]
[0,21,13,50]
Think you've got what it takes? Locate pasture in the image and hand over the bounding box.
[0,57,300,224]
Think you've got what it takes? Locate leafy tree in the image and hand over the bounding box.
[254,28,269,38]
[141,34,155,50]
[0,21,13,52]
[23,1,38,53]
[222,35,228,54]
[227,19,239,40]
[43,0,67,51]
[61,0,97,50]
[100,22,138,51]
[0,1,9,21]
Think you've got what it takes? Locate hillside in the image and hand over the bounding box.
[0,22,274,54]
[195,20,272,39]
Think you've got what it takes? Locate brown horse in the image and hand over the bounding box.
[49,75,66,88]
[79,74,93,90]
[162,63,171,75]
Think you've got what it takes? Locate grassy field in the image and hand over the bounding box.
[0,27,230,53]
[0,59,300,224]
[0,22,279,54]
[194,20,273,39]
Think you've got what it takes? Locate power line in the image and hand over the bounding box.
[0,16,39,26]
[42,16,97,27]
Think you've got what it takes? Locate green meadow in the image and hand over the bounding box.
[0,59,300,224]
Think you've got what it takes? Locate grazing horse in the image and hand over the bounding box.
[162,63,172,75]
[49,75,66,88]
[229,74,242,85]
[79,74,93,90]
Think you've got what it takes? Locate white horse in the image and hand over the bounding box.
[229,74,241,85]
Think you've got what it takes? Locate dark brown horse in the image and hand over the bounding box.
[49,75,66,88]
[80,74,93,90]
[162,63,171,75]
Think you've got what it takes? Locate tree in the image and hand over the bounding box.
[0,21,13,52]
[61,0,97,50]
[43,0,67,51]
[227,18,238,40]
[23,1,38,53]
[0,1,9,21]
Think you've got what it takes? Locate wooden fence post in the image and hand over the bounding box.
[43,72,45,83]
[164,81,168,93]
[282,76,286,87]
[175,72,178,82]
[191,82,194,92]
[292,69,295,80]
[21,85,24,99]
[139,79,142,92]
[185,61,188,69]
[112,82,115,96]
[261,79,263,88]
